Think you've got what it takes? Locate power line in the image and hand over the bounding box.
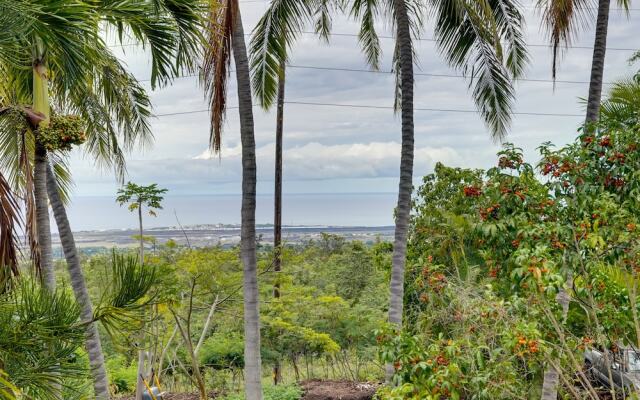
[110,31,638,52]
[309,31,638,52]
[154,101,583,118]
[237,0,640,12]
[136,64,614,86]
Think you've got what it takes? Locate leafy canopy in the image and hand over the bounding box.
[116,182,168,215]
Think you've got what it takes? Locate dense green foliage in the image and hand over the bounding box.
[89,237,390,396]
[377,121,640,399]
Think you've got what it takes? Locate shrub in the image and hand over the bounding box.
[223,383,303,400]
[199,333,245,370]
[106,356,137,393]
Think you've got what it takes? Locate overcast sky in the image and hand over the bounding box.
[68,2,640,197]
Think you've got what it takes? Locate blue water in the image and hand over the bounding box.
[65,193,397,231]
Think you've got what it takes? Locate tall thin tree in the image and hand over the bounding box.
[203,0,263,396]
[250,0,527,383]
[272,58,286,385]
[536,0,630,397]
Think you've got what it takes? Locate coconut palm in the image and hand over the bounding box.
[537,0,631,124]
[202,0,263,397]
[250,0,527,380]
[536,1,631,397]
[0,1,202,398]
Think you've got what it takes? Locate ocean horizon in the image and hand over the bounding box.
[64,192,398,231]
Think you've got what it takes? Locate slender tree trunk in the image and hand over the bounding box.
[273,59,285,386]
[540,281,572,400]
[34,143,54,290]
[386,0,414,382]
[138,203,144,265]
[46,164,110,399]
[585,0,611,124]
[232,7,263,399]
[159,324,179,377]
[541,3,610,398]
[195,295,220,355]
[32,60,55,291]
[135,204,146,399]
[136,348,146,400]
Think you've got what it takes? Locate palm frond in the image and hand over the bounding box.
[429,0,525,140]
[600,77,640,128]
[351,0,382,70]
[249,0,313,109]
[0,171,20,290]
[99,0,179,89]
[0,279,87,400]
[536,0,596,81]
[314,0,336,41]
[491,0,529,79]
[0,107,28,191]
[202,0,235,151]
[158,0,207,75]
[0,1,37,69]
[93,252,156,339]
[35,1,102,95]
[18,132,41,276]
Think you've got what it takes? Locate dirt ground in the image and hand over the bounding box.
[300,380,379,400]
[118,380,378,400]
[118,392,219,400]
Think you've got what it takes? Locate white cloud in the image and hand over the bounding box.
[69,7,640,197]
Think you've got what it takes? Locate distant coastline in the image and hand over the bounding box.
[51,224,396,257]
[63,193,398,231]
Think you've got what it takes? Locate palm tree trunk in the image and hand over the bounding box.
[273,59,285,386]
[232,7,263,399]
[45,164,110,399]
[386,0,414,382]
[138,203,144,265]
[541,3,610,398]
[585,0,611,124]
[34,143,55,290]
[32,60,55,291]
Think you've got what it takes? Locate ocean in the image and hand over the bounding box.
[64,193,398,231]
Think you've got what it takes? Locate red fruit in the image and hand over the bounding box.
[599,136,611,147]
[463,186,482,197]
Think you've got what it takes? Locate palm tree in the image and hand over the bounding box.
[536,1,630,397]
[272,58,286,384]
[537,0,632,123]
[250,0,527,379]
[202,0,263,397]
[0,2,202,398]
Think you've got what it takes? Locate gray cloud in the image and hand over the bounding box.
[70,5,640,196]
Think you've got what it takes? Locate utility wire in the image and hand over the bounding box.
[154,101,583,118]
[110,31,638,52]
[306,31,638,52]
[137,64,616,85]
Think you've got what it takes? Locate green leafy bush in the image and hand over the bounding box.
[223,383,303,400]
[106,356,137,393]
[199,333,245,370]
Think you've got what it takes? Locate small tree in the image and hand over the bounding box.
[116,182,167,400]
[116,182,167,265]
